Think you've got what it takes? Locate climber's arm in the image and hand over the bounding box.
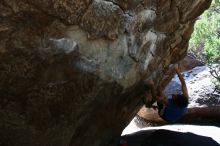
[156,84,168,105]
[145,80,168,105]
[175,66,189,98]
[146,80,157,100]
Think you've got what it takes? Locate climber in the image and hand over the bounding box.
[144,65,189,123]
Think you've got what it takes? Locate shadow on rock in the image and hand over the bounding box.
[120,129,220,146]
[197,93,220,106]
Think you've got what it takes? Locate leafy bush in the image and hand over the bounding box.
[189,0,220,92]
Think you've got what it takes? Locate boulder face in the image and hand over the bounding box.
[0,0,211,146]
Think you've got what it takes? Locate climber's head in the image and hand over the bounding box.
[172,94,189,108]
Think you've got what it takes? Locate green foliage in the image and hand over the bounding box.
[189,0,220,92]
[189,0,220,61]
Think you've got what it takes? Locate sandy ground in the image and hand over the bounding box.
[122,117,220,144]
[121,127,220,146]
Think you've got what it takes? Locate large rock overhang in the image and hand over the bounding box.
[0,0,212,146]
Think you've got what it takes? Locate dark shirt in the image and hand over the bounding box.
[159,98,187,123]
